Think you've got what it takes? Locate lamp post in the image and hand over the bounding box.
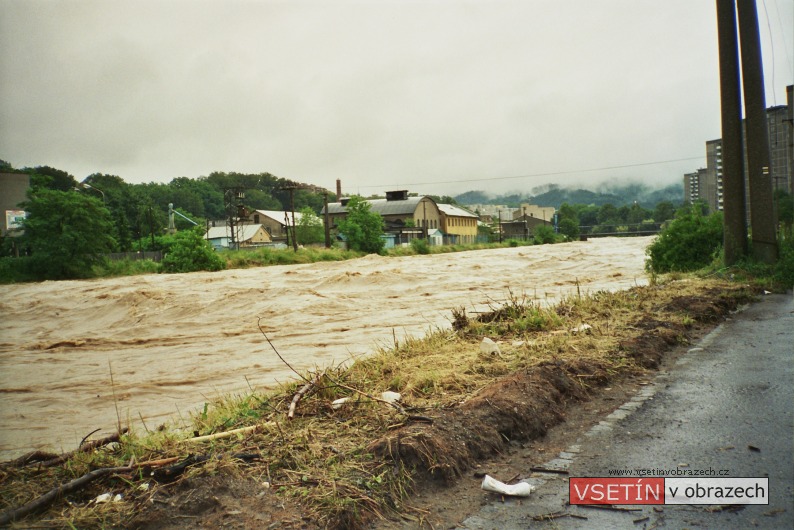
[81,182,105,202]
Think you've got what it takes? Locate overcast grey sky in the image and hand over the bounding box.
[1,0,792,197]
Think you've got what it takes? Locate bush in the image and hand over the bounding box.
[410,238,430,255]
[533,225,557,245]
[95,258,161,277]
[775,236,794,288]
[646,205,723,273]
[160,227,226,273]
[0,256,38,284]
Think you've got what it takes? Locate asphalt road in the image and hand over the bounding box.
[457,293,794,529]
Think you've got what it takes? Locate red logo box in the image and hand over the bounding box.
[570,477,665,505]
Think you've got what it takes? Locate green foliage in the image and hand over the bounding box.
[223,246,362,267]
[558,218,580,240]
[533,224,557,245]
[646,205,723,273]
[653,201,676,223]
[296,207,325,245]
[95,258,161,277]
[557,203,579,240]
[410,238,431,255]
[28,166,77,191]
[20,189,118,279]
[0,256,38,283]
[337,196,385,254]
[160,227,226,273]
[774,235,794,288]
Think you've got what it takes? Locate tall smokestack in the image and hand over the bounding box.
[336,179,342,201]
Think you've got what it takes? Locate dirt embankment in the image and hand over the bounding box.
[128,281,754,530]
[0,274,756,530]
[0,237,652,460]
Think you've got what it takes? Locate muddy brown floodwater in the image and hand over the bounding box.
[0,237,653,460]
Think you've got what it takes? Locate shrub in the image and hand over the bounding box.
[646,205,723,273]
[533,225,557,245]
[775,236,794,288]
[410,238,430,255]
[160,227,226,273]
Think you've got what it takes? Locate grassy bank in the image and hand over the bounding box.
[0,276,757,529]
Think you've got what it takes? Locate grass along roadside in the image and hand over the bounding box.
[0,277,757,529]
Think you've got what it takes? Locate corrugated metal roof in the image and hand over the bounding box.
[252,210,304,225]
[437,203,478,217]
[206,224,266,241]
[327,196,431,216]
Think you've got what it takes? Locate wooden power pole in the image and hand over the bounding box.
[716,0,748,265]
[737,0,778,264]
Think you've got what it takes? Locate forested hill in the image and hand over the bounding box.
[455,182,683,209]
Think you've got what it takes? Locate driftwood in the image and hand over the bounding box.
[3,429,128,469]
[183,424,270,443]
[0,451,264,524]
[0,465,132,525]
[41,429,129,468]
[150,452,263,483]
[288,374,321,419]
[2,450,60,468]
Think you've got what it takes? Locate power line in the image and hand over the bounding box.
[357,155,705,189]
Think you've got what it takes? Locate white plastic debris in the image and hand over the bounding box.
[380,391,401,404]
[93,493,123,504]
[480,337,501,355]
[331,397,351,409]
[481,475,535,497]
[570,323,592,334]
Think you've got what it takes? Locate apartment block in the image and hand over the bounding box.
[685,84,793,213]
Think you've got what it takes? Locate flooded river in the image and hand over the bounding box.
[0,236,653,460]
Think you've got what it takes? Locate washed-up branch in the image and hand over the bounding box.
[288,373,322,419]
[4,429,128,469]
[0,465,132,525]
[182,424,269,443]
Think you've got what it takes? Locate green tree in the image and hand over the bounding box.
[597,203,618,224]
[160,226,226,273]
[337,196,385,254]
[653,201,676,224]
[28,166,77,191]
[20,189,118,279]
[558,202,580,240]
[296,207,325,245]
[627,203,648,225]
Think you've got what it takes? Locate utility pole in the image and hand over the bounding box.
[716,0,747,265]
[224,188,246,251]
[281,186,299,252]
[324,193,331,248]
[737,0,778,264]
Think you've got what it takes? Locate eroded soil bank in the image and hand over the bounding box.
[0,273,757,530]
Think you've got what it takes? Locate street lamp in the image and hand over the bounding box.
[81,182,105,202]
